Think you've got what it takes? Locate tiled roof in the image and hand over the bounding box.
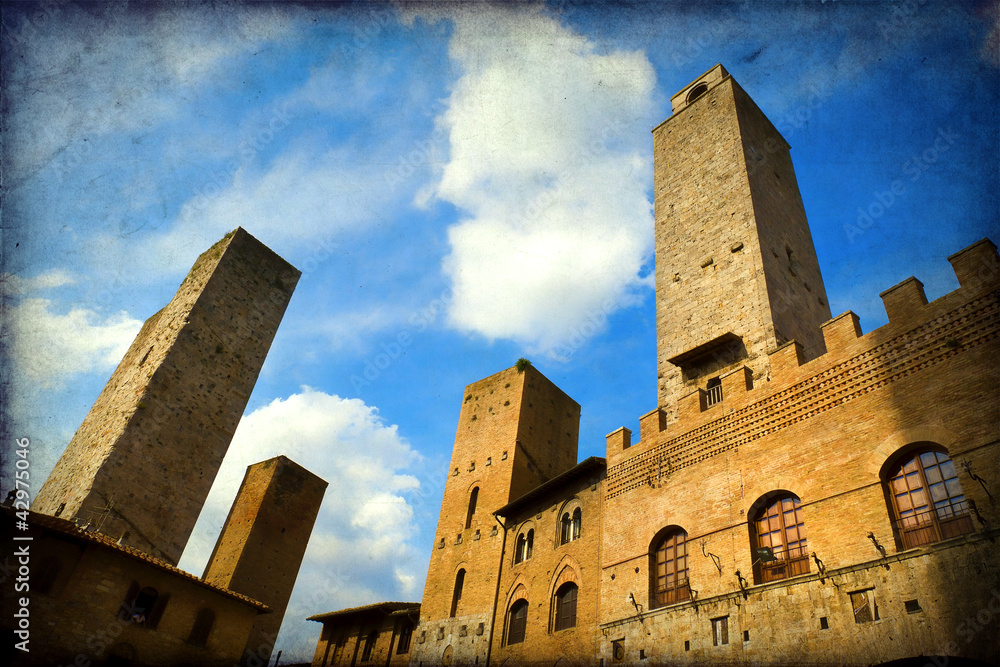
[493,456,606,518]
[5,507,268,611]
[308,601,420,622]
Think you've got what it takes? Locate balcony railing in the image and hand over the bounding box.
[705,383,723,407]
[895,502,974,550]
[760,545,811,583]
[653,579,691,608]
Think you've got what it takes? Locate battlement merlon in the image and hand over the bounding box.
[610,236,999,466]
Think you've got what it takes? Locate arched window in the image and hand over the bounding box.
[465,487,479,529]
[751,494,810,584]
[687,82,709,104]
[560,509,580,544]
[450,569,465,617]
[186,608,215,646]
[884,448,973,550]
[553,582,578,631]
[506,599,528,645]
[120,583,169,629]
[515,529,534,564]
[650,528,690,608]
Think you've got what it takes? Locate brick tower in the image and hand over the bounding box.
[203,456,327,666]
[32,228,300,564]
[411,364,580,667]
[652,64,831,421]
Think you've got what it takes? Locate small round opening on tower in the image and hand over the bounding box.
[687,82,709,104]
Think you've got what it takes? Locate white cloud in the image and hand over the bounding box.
[2,269,77,296]
[137,140,405,276]
[178,387,429,661]
[421,5,656,355]
[6,298,142,388]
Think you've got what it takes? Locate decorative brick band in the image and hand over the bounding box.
[607,292,1000,499]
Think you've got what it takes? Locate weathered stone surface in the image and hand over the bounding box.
[33,227,300,565]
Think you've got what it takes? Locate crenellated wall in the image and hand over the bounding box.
[600,237,1000,665]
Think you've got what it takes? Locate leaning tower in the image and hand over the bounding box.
[33,228,300,565]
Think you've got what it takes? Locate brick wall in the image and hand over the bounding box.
[204,456,327,666]
[490,462,604,666]
[411,365,580,667]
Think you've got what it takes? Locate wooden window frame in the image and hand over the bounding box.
[650,528,691,609]
[506,600,528,645]
[711,616,729,646]
[553,582,578,631]
[751,494,810,584]
[884,448,973,550]
[849,589,879,624]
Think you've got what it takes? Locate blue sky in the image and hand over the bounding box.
[2,0,997,660]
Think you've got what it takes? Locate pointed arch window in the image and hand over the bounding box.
[514,529,534,564]
[751,494,810,584]
[450,569,465,617]
[553,582,578,631]
[884,448,973,549]
[650,528,690,608]
[465,487,479,529]
[506,599,528,645]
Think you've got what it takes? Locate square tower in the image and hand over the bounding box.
[411,363,580,667]
[203,456,327,666]
[652,65,831,420]
[32,228,300,564]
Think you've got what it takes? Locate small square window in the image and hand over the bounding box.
[684,640,690,651]
[502,451,508,460]
[904,599,922,614]
[743,630,749,642]
[850,589,879,624]
[819,616,829,630]
[711,616,729,646]
[639,649,647,660]
[486,457,492,466]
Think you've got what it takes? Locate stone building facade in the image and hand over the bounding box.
[308,66,999,666]
[309,603,420,667]
[1,508,267,667]
[16,228,325,666]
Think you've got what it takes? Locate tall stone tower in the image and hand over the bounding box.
[411,364,580,667]
[203,456,327,667]
[652,64,831,421]
[33,228,300,564]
